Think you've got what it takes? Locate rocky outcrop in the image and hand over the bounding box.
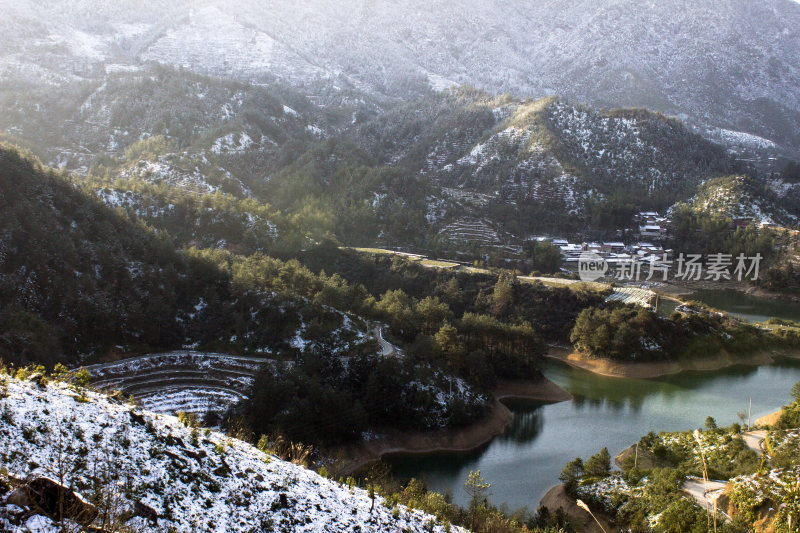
[21,477,98,526]
[134,501,159,524]
[540,484,616,533]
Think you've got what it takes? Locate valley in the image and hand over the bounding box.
[3,1,800,531]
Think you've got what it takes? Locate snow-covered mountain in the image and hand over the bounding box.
[4,71,770,245]
[350,92,748,238]
[677,174,799,226]
[0,372,459,532]
[2,0,800,158]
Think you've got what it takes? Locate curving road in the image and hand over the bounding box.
[741,430,767,456]
[683,477,729,518]
[373,326,399,357]
[681,431,767,519]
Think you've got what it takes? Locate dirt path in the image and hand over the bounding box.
[741,430,767,455]
[682,477,729,518]
[519,276,608,290]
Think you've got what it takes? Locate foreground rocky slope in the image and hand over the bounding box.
[0,371,459,532]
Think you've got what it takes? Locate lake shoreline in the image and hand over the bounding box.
[545,346,800,379]
[654,279,800,303]
[754,408,783,427]
[331,376,572,474]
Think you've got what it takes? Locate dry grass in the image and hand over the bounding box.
[350,247,425,261]
[419,259,460,269]
[351,247,397,255]
[261,434,314,467]
[518,276,609,293]
[461,266,491,274]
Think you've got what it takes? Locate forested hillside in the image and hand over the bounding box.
[0,145,379,366]
[4,2,800,531]
[351,92,749,237]
[1,146,610,446]
[0,145,222,365]
[7,65,792,254]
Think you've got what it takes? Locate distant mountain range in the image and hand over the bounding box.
[4,63,798,249]
[2,0,800,160]
[2,1,800,251]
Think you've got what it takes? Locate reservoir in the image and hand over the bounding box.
[688,289,800,323]
[386,355,800,510]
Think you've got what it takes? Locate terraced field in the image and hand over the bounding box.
[438,217,503,246]
[606,286,657,308]
[84,351,271,416]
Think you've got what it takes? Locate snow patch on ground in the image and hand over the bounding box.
[707,127,777,150]
[0,375,460,532]
[211,132,254,154]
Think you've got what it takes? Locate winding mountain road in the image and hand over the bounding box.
[682,478,729,517]
[373,326,399,357]
[681,431,767,517]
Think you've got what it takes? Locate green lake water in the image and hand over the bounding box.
[688,289,800,323]
[386,356,800,511]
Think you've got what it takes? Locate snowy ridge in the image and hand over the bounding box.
[4,0,799,156]
[419,97,725,224]
[118,156,251,198]
[139,5,326,83]
[0,374,461,532]
[96,188,178,218]
[706,127,778,152]
[419,99,593,217]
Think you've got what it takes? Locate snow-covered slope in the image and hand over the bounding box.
[677,175,798,226]
[3,0,799,157]
[0,373,459,532]
[359,93,744,237]
[0,65,325,175]
[431,98,735,204]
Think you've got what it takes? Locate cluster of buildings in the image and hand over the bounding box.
[530,211,673,270]
[634,211,669,239]
[547,239,671,267]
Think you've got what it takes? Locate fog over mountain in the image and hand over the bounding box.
[2,0,800,159]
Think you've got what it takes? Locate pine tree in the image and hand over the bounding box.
[585,448,611,477]
[464,470,490,531]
